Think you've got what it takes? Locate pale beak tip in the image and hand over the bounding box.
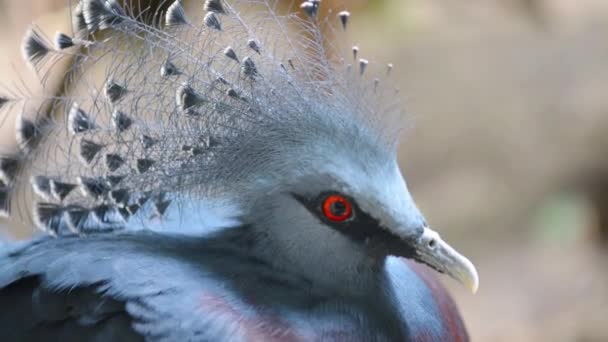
[468,265,479,294]
[454,249,479,294]
[461,258,479,294]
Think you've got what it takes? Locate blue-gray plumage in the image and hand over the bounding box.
[0,0,478,341]
[1,228,468,341]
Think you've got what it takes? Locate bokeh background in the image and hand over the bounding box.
[1,0,607,340]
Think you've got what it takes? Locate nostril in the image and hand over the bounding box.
[428,239,437,249]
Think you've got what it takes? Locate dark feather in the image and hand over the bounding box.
[215,76,230,85]
[204,12,222,31]
[300,1,320,18]
[72,2,88,36]
[136,159,155,174]
[0,186,10,217]
[105,154,125,172]
[68,103,96,134]
[64,205,91,232]
[54,32,74,49]
[182,145,204,156]
[338,11,350,30]
[104,80,127,104]
[109,189,130,207]
[79,139,104,164]
[137,195,150,206]
[78,177,110,200]
[141,135,157,149]
[92,204,125,224]
[0,96,8,111]
[33,202,65,234]
[223,46,238,62]
[154,198,171,216]
[359,59,368,76]
[0,156,19,185]
[247,39,261,54]
[241,57,258,78]
[31,176,53,200]
[82,0,125,32]
[105,175,125,187]
[126,203,141,215]
[203,135,222,148]
[21,28,52,68]
[161,60,180,77]
[227,88,247,102]
[165,0,189,26]
[16,117,43,153]
[118,207,131,220]
[204,0,225,14]
[176,83,206,115]
[112,110,133,132]
[50,180,77,201]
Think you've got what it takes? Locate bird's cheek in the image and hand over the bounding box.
[361,232,411,261]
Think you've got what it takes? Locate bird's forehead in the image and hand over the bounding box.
[306,151,423,229]
[267,128,424,229]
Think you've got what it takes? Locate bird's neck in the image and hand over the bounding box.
[200,227,413,339]
[222,224,384,299]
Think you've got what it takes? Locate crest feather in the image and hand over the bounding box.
[1,0,404,235]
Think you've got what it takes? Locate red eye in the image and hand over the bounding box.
[322,194,353,222]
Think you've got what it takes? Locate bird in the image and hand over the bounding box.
[0,0,479,341]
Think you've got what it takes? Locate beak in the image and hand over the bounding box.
[412,227,479,294]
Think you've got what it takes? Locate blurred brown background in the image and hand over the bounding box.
[1,0,607,340]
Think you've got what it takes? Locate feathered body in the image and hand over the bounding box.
[1,231,467,341]
[0,0,475,341]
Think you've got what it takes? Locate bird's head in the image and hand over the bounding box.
[1,0,477,298]
[236,121,478,295]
